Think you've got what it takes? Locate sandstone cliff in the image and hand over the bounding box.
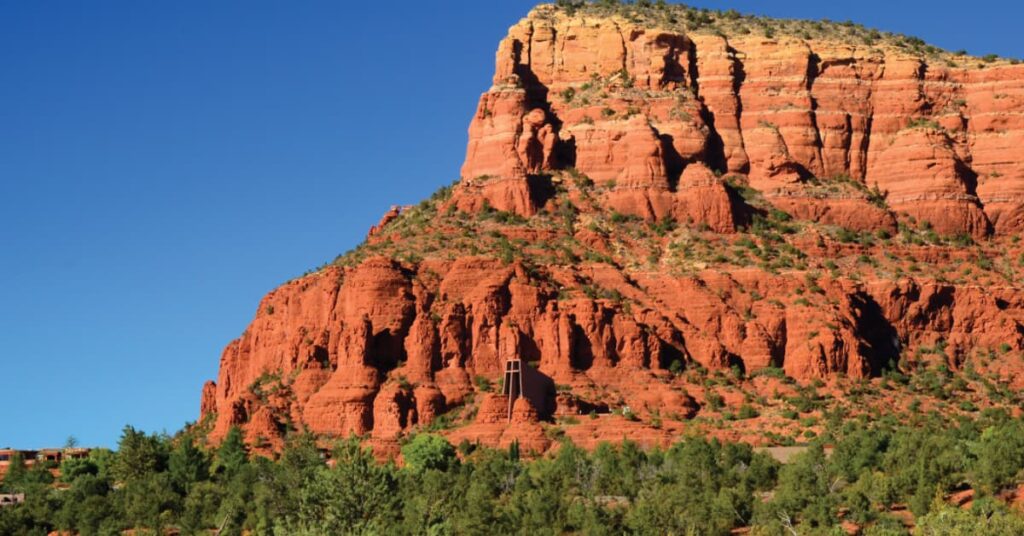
[199,4,1024,455]
[458,5,1024,237]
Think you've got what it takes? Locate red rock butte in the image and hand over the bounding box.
[199,4,1024,456]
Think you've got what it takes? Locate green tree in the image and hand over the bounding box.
[1,451,27,490]
[87,448,117,482]
[178,481,224,535]
[756,444,839,532]
[55,473,115,535]
[245,432,322,531]
[882,426,964,517]
[168,437,210,495]
[915,496,1024,535]
[449,448,518,533]
[972,420,1024,494]
[60,456,99,484]
[111,425,169,483]
[19,461,56,488]
[121,472,179,534]
[508,439,520,462]
[625,438,767,535]
[397,460,466,534]
[831,428,892,482]
[214,463,257,536]
[401,434,457,473]
[290,438,400,534]
[214,426,248,479]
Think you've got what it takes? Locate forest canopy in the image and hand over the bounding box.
[3,412,1024,535]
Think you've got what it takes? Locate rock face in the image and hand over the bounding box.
[457,7,1024,238]
[200,5,1024,454]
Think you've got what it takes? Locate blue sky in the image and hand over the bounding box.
[2,1,1022,449]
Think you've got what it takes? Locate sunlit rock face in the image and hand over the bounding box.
[200,5,1024,456]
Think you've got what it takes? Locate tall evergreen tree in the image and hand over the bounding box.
[214,426,248,480]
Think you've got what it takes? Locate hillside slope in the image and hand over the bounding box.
[199,3,1024,456]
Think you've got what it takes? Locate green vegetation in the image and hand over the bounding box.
[906,117,943,130]
[310,161,1018,287]
[550,1,1020,65]
[5,413,1024,534]
[473,375,494,393]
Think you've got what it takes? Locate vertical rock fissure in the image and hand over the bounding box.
[806,52,825,172]
[729,45,748,173]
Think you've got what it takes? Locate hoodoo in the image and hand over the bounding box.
[199,3,1024,456]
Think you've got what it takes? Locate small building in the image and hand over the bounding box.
[62,448,90,461]
[0,449,37,477]
[37,449,63,464]
[30,447,91,465]
[0,447,92,479]
[0,448,35,464]
[0,493,25,508]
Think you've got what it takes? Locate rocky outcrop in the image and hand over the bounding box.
[199,5,1024,455]
[202,249,1024,450]
[459,6,1024,236]
[868,127,989,236]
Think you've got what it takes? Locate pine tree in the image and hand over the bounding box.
[215,427,248,479]
[169,437,209,495]
[1,451,27,490]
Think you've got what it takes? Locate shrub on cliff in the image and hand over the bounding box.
[555,0,585,15]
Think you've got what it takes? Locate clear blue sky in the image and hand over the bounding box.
[2,1,1021,449]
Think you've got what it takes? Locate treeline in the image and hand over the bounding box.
[3,412,1024,535]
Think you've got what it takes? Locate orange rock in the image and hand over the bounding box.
[198,6,1024,455]
[868,127,990,237]
[368,205,403,238]
[453,9,1024,237]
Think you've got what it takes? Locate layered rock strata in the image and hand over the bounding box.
[200,6,1024,454]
